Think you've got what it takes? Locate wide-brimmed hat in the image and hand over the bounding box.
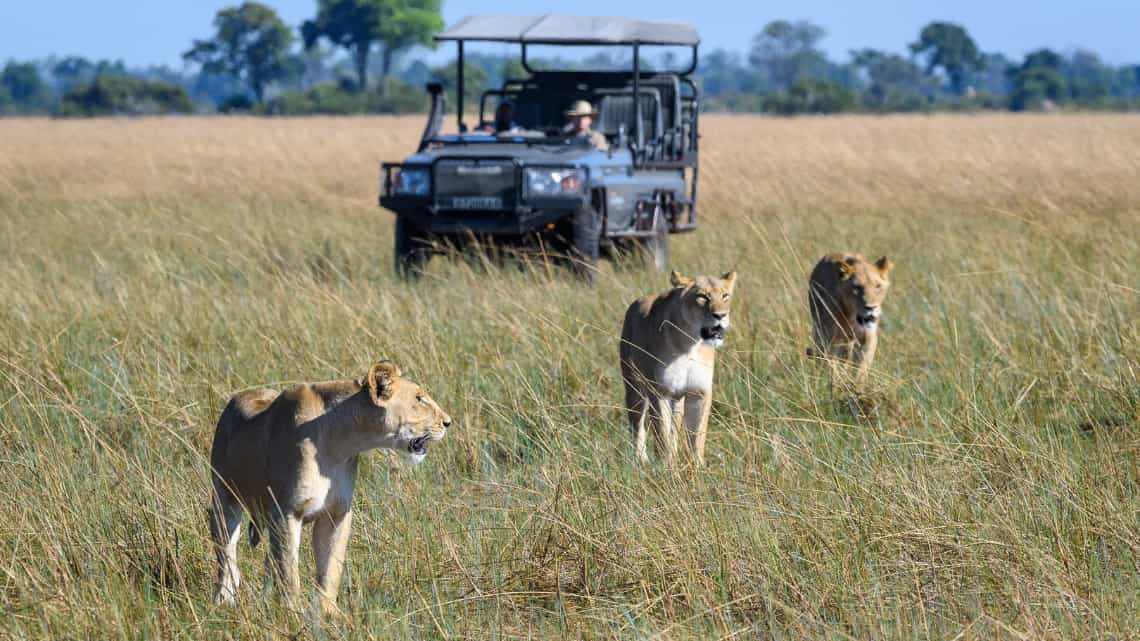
[564,100,598,117]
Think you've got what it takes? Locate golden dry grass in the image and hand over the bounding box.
[0,113,1137,640]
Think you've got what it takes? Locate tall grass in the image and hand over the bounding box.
[0,114,1137,640]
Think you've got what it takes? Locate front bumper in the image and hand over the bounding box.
[380,160,589,235]
[377,202,576,235]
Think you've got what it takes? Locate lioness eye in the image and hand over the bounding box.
[696,295,708,304]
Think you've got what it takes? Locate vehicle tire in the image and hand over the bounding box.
[394,217,429,278]
[569,204,600,282]
[639,210,670,272]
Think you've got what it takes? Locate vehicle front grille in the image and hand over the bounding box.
[433,159,516,211]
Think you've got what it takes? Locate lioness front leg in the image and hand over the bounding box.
[651,396,679,463]
[683,392,713,466]
[854,330,878,386]
[209,486,243,605]
[313,510,353,617]
[267,513,304,608]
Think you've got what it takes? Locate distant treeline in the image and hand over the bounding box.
[2,1,1138,117]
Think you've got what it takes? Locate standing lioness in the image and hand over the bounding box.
[208,361,451,614]
[620,270,737,465]
[808,253,893,384]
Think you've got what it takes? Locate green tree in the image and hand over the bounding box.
[966,52,1014,97]
[851,48,932,110]
[749,20,829,90]
[53,57,95,93]
[699,49,756,98]
[1064,50,1112,101]
[302,0,442,92]
[1,62,51,113]
[183,2,295,102]
[909,21,982,95]
[1008,48,1066,111]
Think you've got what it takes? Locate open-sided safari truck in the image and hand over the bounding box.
[380,15,701,278]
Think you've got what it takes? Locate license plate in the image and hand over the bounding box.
[448,196,503,209]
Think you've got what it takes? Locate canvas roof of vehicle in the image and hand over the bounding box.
[435,15,699,46]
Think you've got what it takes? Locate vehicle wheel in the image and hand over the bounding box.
[394,217,429,278]
[569,204,600,282]
[639,210,670,272]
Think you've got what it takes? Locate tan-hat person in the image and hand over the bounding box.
[564,99,608,151]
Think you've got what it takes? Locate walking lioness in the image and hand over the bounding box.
[808,253,893,384]
[620,270,737,465]
[207,361,451,614]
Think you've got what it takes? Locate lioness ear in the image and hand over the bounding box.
[721,271,737,289]
[836,258,855,277]
[366,361,401,405]
[670,270,694,288]
[875,256,893,274]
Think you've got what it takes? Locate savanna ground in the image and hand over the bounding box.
[0,113,1137,640]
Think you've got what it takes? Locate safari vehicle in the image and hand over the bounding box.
[379,15,701,277]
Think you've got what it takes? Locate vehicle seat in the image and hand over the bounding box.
[597,90,662,150]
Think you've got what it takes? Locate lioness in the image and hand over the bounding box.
[808,253,893,384]
[207,361,451,614]
[620,270,737,465]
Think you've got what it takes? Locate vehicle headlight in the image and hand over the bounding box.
[393,167,430,196]
[524,168,586,197]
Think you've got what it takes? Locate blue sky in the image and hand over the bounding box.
[0,0,1135,68]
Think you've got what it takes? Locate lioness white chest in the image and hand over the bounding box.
[660,344,714,397]
[294,449,353,520]
[294,467,336,519]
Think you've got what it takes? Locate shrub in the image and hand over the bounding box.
[218,94,255,113]
[259,79,428,115]
[762,79,858,115]
[62,76,193,117]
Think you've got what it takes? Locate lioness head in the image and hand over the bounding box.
[837,255,892,329]
[669,270,738,347]
[363,361,451,464]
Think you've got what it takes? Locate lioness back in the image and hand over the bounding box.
[210,388,279,450]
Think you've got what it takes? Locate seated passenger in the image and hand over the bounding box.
[564,100,608,151]
[482,101,519,134]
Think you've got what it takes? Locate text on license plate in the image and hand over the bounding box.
[449,196,503,209]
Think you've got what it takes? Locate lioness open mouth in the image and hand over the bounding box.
[856,313,878,327]
[700,325,725,341]
[408,436,429,456]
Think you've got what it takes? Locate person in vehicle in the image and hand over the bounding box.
[564,100,608,151]
[482,101,519,134]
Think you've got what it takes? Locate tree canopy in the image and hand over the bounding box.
[910,21,982,95]
[749,20,830,91]
[851,49,932,110]
[0,62,51,113]
[183,2,295,102]
[302,0,442,92]
[1008,48,1066,111]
